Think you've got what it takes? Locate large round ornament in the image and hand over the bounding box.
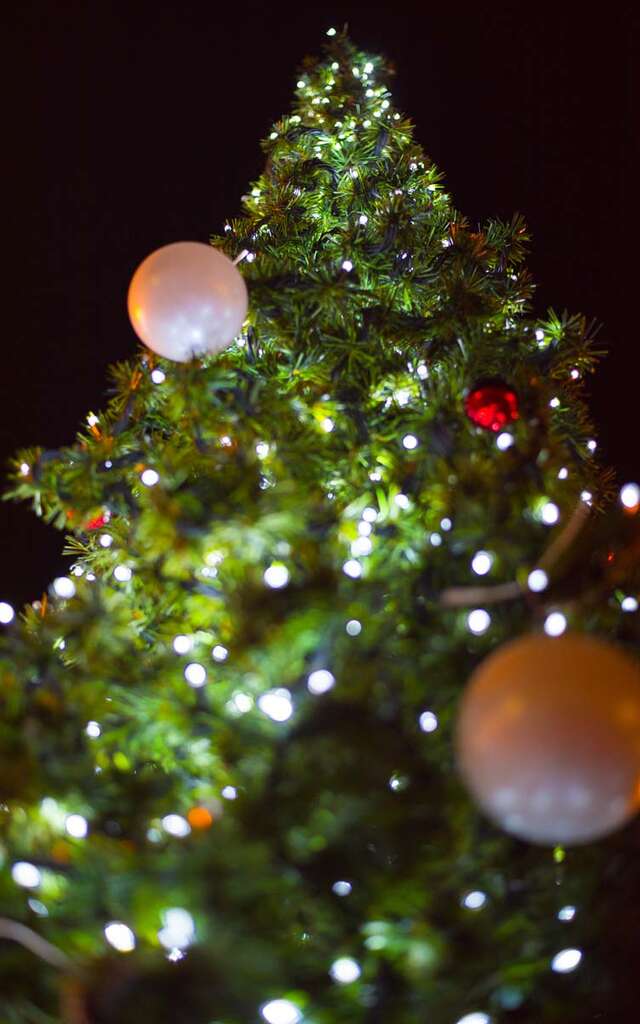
[455,632,640,845]
[464,380,518,431]
[127,242,248,362]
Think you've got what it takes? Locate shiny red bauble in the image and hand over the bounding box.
[465,380,519,432]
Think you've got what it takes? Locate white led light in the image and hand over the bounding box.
[173,634,193,655]
[551,947,582,973]
[104,922,136,953]
[402,434,418,450]
[65,814,88,839]
[362,507,377,522]
[541,501,560,525]
[364,61,374,73]
[456,1015,490,1024]
[151,369,166,384]
[86,720,101,738]
[71,565,84,576]
[220,435,232,447]
[587,439,597,452]
[440,517,452,531]
[496,432,514,451]
[331,61,339,70]
[467,609,491,635]
[11,862,41,888]
[369,470,382,481]
[430,533,442,546]
[113,565,132,582]
[222,785,237,800]
[297,79,306,88]
[158,908,195,950]
[264,564,290,589]
[212,644,228,662]
[87,413,99,427]
[141,469,159,487]
[528,568,548,592]
[99,533,113,547]
[327,26,336,35]
[261,1000,302,1024]
[416,362,429,379]
[332,880,352,896]
[321,417,335,432]
[342,259,353,272]
[358,213,368,225]
[462,890,487,910]
[419,711,438,733]
[53,577,76,599]
[535,328,545,342]
[230,692,253,713]
[549,397,560,408]
[580,490,593,505]
[256,442,269,458]
[351,536,372,557]
[258,688,293,723]
[570,368,580,380]
[558,905,576,921]
[308,669,335,694]
[621,596,638,612]
[544,611,567,637]
[20,462,30,475]
[558,467,569,480]
[184,663,207,688]
[471,551,493,576]
[620,483,640,509]
[0,602,15,625]
[395,494,410,510]
[346,619,362,636]
[358,520,372,536]
[162,814,191,837]
[330,957,361,983]
[343,559,362,578]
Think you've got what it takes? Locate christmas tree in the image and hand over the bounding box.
[2,29,640,1023]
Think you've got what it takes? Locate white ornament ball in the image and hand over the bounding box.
[455,632,640,845]
[127,242,248,362]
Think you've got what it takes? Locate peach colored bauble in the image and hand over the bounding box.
[455,632,640,846]
[127,242,248,362]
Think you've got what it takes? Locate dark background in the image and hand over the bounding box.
[2,3,638,608]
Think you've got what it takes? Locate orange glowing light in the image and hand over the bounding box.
[187,806,213,829]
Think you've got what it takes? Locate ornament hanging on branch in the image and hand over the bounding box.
[464,379,519,432]
[455,632,640,845]
[127,242,248,362]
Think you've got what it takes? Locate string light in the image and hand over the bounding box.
[558,467,569,480]
[212,644,228,662]
[456,1015,490,1024]
[342,259,353,272]
[256,442,269,458]
[173,635,193,654]
[258,689,293,722]
[158,908,195,951]
[528,569,548,592]
[332,880,352,896]
[113,565,132,582]
[184,663,207,688]
[86,720,101,738]
[343,559,362,578]
[467,609,491,635]
[419,711,438,733]
[394,494,410,509]
[221,785,237,800]
[551,948,582,973]
[141,468,160,487]
[346,619,362,636]
[471,551,493,576]
[362,507,377,522]
[11,862,41,888]
[402,433,419,450]
[544,611,567,637]
[321,417,335,432]
[496,432,514,450]
[151,369,166,384]
[0,602,15,625]
[19,461,30,475]
[462,891,487,910]
[65,814,88,839]
[264,564,290,588]
[104,922,136,953]
[260,1000,302,1024]
[558,905,576,921]
[580,490,593,505]
[99,533,113,547]
[621,596,638,612]
[330,957,361,983]
[620,482,640,510]
[308,669,335,694]
[440,517,452,531]
[162,814,191,837]
[351,536,372,556]
[541,501,560,525]
[358,213,368,225]
[53,577,76,599]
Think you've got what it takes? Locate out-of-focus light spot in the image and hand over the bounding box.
[229,691,253,714]
[321,417,334,432]
[53,577,76,599]
[264,564,289,589]
[332,880,352,896]
[362,507,377,522]
[330,957,361,983]
[99,533,113,548]
[346,619,362,636]
[416,362,429,379]
[558,467,569,480]
[141,469,159,487]
[549,396,560,408]
[212,644,228,662]
[551,948,582,973]
[308,669,335,694]
[260,1000,302,1024]
[151,369,166,384]
[467,609,491,635]
[187,806,213,829]
[28,898,48,916]
[440,517,452,531]
[86,720,101,738]
[580,490,593,505]
[430,532,442,546]
[358,520,372,537]
[351,536,372,556]
[570,368,580,380]
[358,213,368,225]
[535,328,545,342]
[620,483,640,510]
[222,785,237,800]
[471,551,493,576]
[113,565,132,582]
[528,569,549,592]
[173,635,193,655]
[402,434,418,450]
[12,862,41,888]
[184,663,207,688]
[587,439,597,452]
[394,493,410,510]
[158,908,195,950]
[544,611,567,637]
[558,905,576,921]
[541,501,560,525]
[462,890,487,910]
[456,1015,490,1024]
[256,441,270,458]
[19,461,30,475]
[104,922,135,953]
[343,559,362,578]
[258,689,293,722]
[497,432,514,451]
[342,259,353,272]
[65,814,88,839]
[419,711,438,733]
[621,596,638,612]
[0,602,15,625]
[162,814,191,838]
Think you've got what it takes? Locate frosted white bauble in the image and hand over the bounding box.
[127,242,248,362]
[455,632,640,845]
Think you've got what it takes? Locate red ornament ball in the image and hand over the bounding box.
[465,381,519,432]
